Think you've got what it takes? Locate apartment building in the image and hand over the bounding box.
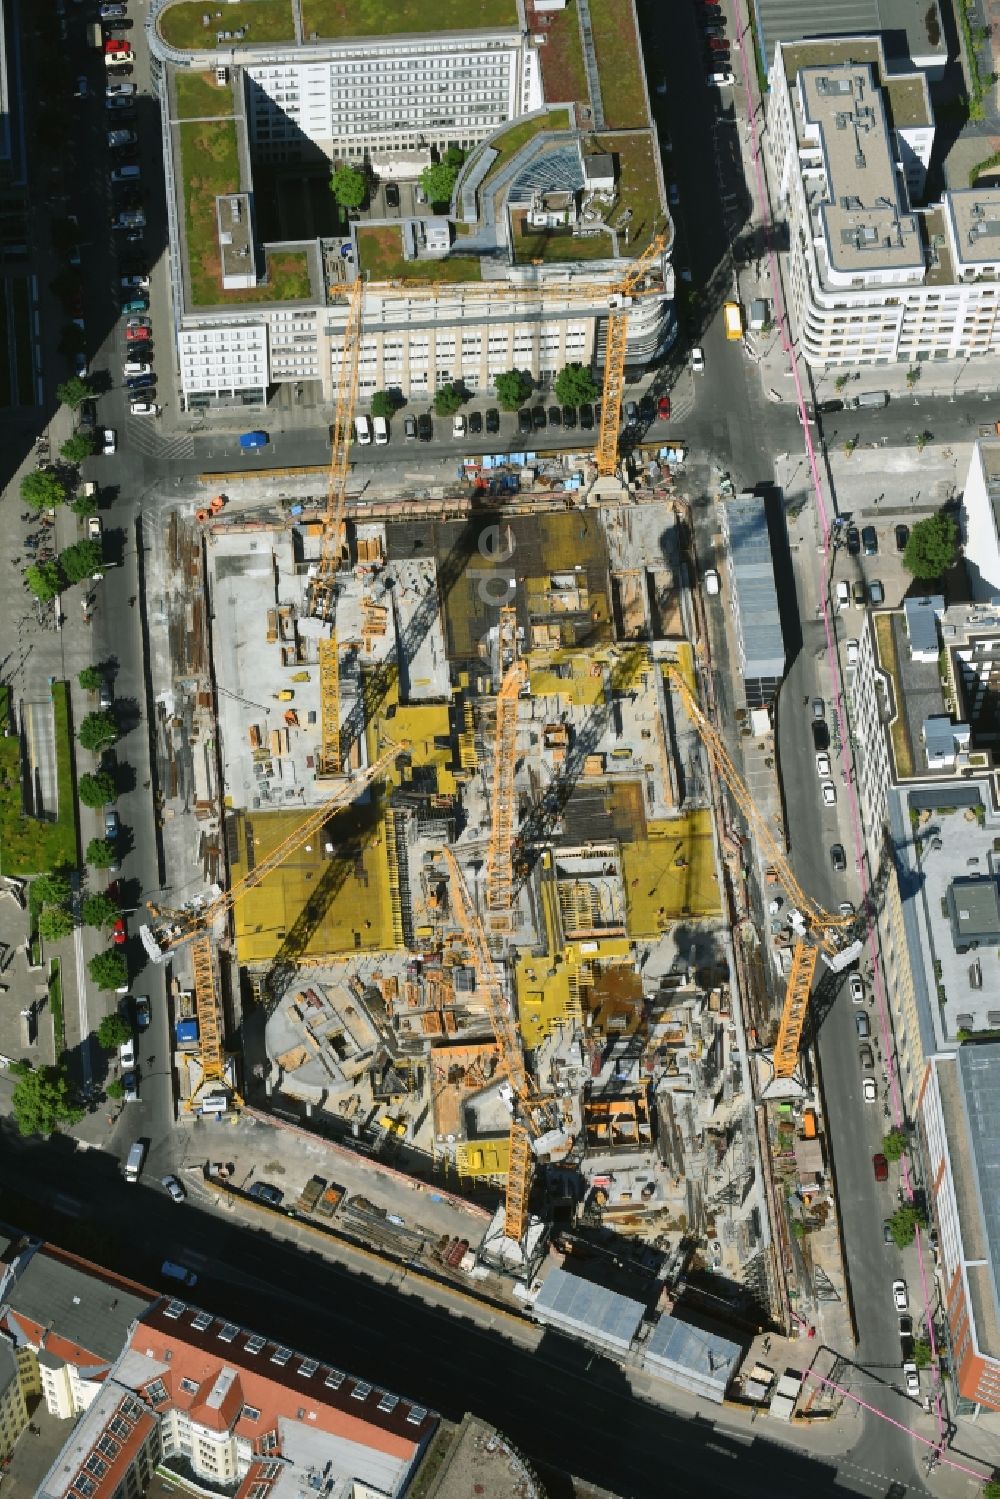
[116,1297,436,1494]
[38,1381,160,1499]
[0,1245,154,1420]
[766,37,1000,368]
[0,1334,27,1462]
[150,0,671,411]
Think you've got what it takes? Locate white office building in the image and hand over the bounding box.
[766,37,1000,368]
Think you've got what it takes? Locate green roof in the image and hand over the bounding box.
[356,225,482,283]
[159,0,295,49]
[301,0,517,38]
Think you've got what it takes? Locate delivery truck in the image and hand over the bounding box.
[723,300,744,341]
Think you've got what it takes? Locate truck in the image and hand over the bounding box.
[124,1141,145,1183]
[314,1182,345,1218]
[723,300,744,342]
[297,1175,327,1213]
[846,389,889,410]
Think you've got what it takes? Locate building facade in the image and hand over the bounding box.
[38,1382,161,1499]
[766,37,1000,368]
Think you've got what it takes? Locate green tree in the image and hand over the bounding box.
[55,376,95,409]
[913,1336,932,1369]
[78,771,115,810]
[906,366,921,390]
[882,1126,909,1162]
[889,1204,925,1248]
[32,871,72,908]
[78,712,118,753]
[60,540,102,585]
[25,561,64,602]
[554,362,598,407]
[495,370,532,410]
[21,469,66,514]
[903,512,958,580]
[96,1012,131,1050]
[60,433,95,463]
[329,164,366,209]
[915,429,931,452]
[105,1078,125,1100]
[86,837,117,870]
[834,374,850,391]
[69,489,99,518]
[88,949,127,991]
[443,145,466,169]
[38,906,75,941]
[433,383,463,417]
[82,891,120,930]
[10,1062,83,1137]
[78,666,103,693]
[419,161,458,207]
[370,390,398,419]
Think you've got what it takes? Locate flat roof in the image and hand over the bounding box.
[946,189,1000,269]
[759,2,946,67]
[798,63,923,277]
[724,495,785,676]
[903,595,942,655]
[644,1311,741,1402]
[3,1246,153,1365]
[533,1266,644,1352]
[958,1044,1000,1340]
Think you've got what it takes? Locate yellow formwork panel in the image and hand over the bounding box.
[621,810,721,936]
[456,1136,511,1179]
[514,932,632,1052]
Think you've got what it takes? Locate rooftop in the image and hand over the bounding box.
[797,62,923,278]
[761,3,946,70]
[643,1309,742,1403]
[946,189,1000,272]
[955,1045,1000,1352]
[722,494,785,677]
[2,1245,154,1367]
[38,1382,156,1499]
[300,0,519,37]
[532,1265,644,1352]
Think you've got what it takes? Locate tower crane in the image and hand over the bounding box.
[442,847,567,1244]
[141,740,406,1109]
[664,665,861,1078]
[485,604,527,924]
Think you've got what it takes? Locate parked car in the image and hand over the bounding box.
[384,182,400,209]
[903,1362,919,1396]
[821,781,837,806]
[893,1279,909,1311]
[102,427,117,455]
[703,568,720,596]
[862,1078,877,1103]
[862,525,878,555]
[884,1219,894,1244]
[123,359,151,377]
[122,1070,138,1103]
[119,1036,135,1070]
[895,524,910,553]
[860,1044,874,1070]
[846,525,861,555]
[162,1174,186,1203]
[846,639,859,666]
[849,974,864,1004]
[112,916,126,945]
[852,579,866,606]
[87,515,102,544]
[869,579,885,605]
[562,404,577,428]
[579,403,594,429]
[690,346,705,373]
[485,407,500,434]
[403,414,417,440]
[815,752,831,777]
[469,410,482,435]
[855,1011,870,1039]
[830,843,846,871]
[452,413,466,439]
[249,1181,284,1207]
[125,326,150,342]
[104,809,120,839]
[658,395,671,419]
[78,399,97,436]
[836,580,850,609]
[127,374,155,392]
[548,405,562,428]
[129,401,160,416]
[135,995,151,1030]
[108,129,138,149]
[812,697,825,719]
[531,405,546,430]
[873,1152,889,1181]
[121,297,147,315]
[517,409,532,435]
[417,414,432,441]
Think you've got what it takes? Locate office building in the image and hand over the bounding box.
[766,37,1000,368]
[149,0,672,410]
[962,440,1000,601]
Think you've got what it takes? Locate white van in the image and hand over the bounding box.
[372,415,389,445]
[836,580,850,611]
[124,1141,145,1183]
[354,415,371,446]
[111,164,141,184]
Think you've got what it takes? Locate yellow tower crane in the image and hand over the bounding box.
[485,604,527,924]
[141,740,406,1109]
[442,846,565,1243]
[311,276,365,778]
[664,665,860,1077]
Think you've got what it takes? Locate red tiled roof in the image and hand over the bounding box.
[64,1391,155,1499]
[129,1301,435,1459]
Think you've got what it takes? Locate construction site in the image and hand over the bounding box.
[136,239,868,1393]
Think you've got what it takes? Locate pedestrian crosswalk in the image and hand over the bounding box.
[124,419,194,460]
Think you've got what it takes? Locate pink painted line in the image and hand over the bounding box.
[731,5,947,1442]
[803,1367,991,1482]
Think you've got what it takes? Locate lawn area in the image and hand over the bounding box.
[302,0,516,36]
[481,109,571,195]
[514,220,613,263]
[874,614,914,777]
[592,131,663,255]
[159,0,295,49]
[0,683,78,877]
[178,119,240,304]
[356,226,482,282]
[536,3,588,108]
[588,0,647,128]
[175,70,235,119]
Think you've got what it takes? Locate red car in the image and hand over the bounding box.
[873,1152,888,1182]
[658,395,671,419]
[112,917,127,946]
[125,326,150,342]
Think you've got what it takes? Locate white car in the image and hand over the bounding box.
[119,1036,135,1070]
[836,580,850,610]
[102,427,117,456]
[690,347,705,374]
[123,360,151,378]
[903,1362,919,1397]
[862,1078,877,1103]
[893,1279,908,1311]
[849,974,864,1004]
[815,752,831,778]
[706,70,735,87]
[87,515,102,543]
[129,401,160,417]
[846,638,859,666]
[703,568,720,596]
[162,1174,186,1203]
[452,414,466,439]
[821,781,837,807]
